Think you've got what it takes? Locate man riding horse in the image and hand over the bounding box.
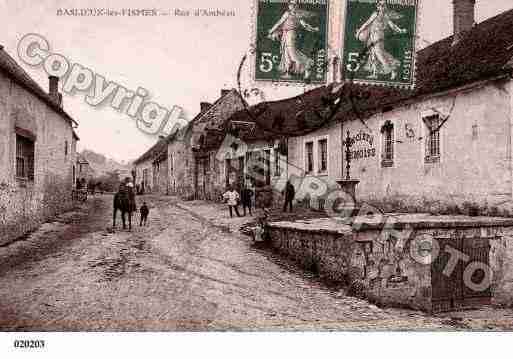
[113,177,137,230]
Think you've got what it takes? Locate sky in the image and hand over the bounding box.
[1,0,512,162]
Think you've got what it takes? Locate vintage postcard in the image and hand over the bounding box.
[342,0,419,88]
[1,0,513,356]
[254,0,329,84]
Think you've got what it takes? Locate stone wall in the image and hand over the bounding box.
[0,72,76,244]
[168,128,195,199]
[268,216,513,312]
[268,223,430,310]
[194,151,225,202]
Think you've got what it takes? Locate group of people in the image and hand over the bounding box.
[222,184,255,218]
[222,180,296,219]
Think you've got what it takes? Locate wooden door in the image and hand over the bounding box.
[431,236,492,313]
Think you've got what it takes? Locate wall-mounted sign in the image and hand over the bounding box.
[350,130,376,161]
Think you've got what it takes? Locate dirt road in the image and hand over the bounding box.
[1,195,512,331]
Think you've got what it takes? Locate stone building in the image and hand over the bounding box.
[0,46,79,244]
[133,137,168,194]
[133,89,245,199]
[168,89,245,200]
[269,2,513,216]
[216,86,332,208]
[76,153,95,186]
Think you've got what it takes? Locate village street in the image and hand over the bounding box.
[1,195,513,331]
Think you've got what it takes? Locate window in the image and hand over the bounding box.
[16,134,35,181]
[381,121,394,167]
[318,139,328,173]
[424,114,441,163]
[305,141,314,174]
[64,140,68,156]
[274,149,282,177]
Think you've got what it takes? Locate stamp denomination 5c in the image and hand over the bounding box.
[254,0,329,84]
[342,0,419,89]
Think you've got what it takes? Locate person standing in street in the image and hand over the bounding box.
[241,183,254,216]
[140,202,150,226]
[223,185,242,218]
[283,180,295,212]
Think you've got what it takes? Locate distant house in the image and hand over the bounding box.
[76,153,95,185]
[167,89,246,200]
[0,45,79,244]
[133,137,168,194]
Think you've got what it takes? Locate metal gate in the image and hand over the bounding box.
[431,236,492,313]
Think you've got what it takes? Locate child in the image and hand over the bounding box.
[140,202,149,226]
[254,208,271,242]
[222,186,241,218]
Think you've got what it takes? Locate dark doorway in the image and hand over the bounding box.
[431,236,492,313]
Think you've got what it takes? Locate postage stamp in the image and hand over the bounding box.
[253,0,329,84]
[342,0,419,89]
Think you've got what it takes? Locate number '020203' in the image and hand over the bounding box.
[13,340,45,349]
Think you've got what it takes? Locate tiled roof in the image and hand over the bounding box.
[133,138,168,165]
[135,89,242,162]
[0,46,78,127]
[226,86,334,141]
[191,88,243,131]
[227,8,513,140]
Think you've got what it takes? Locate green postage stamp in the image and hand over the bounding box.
[342,0,419,89]
[254,0,329,84]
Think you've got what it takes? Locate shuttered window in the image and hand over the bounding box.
[16,134,35,181]
[318,139,328,173]
[305,141,314,174]
[424,114,441,163]
[381,121,394,167]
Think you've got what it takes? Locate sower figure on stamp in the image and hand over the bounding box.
[355,0,407,80]
[283,180,295,213]
[267,0,319,79]
[223,185,242,218]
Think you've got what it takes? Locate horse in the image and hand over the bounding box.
[113,184,136,230]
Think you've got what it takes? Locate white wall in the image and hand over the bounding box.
[341,80,512,212]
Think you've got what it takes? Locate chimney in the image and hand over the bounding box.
[452,0,476,45]
[200,102,212,112]
[221,89,230,97]
[48,76,62,107]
